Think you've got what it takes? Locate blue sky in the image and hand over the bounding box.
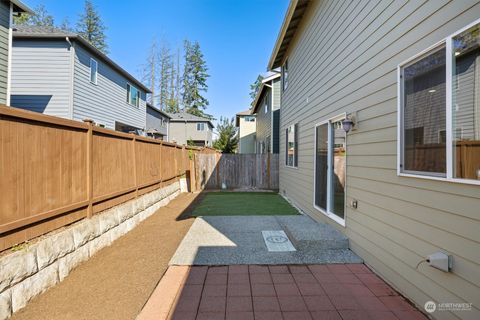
[23,0,289,126]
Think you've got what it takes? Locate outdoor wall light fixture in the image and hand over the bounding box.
[342,112,357,133]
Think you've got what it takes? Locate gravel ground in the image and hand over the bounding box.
[11,192,198,320]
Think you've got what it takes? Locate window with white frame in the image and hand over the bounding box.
[127,83,140,107]
[264,94,269,114]
[286,124,297,167]
[197,123,205,131]
[90,58,98,84]
[282,59,289,91]
[244,116,255,122]
[399,20,480,182]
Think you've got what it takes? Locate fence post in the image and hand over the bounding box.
[132,134,138,197]
[159,140,163,187]
[84,119,94,218]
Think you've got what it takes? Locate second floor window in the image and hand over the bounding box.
[90,58,97,84]
[127,84,140,107]
[264,95,269,114]
[245,116,255,122]
[197,123,205,131]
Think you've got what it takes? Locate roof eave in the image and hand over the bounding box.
[10,0,34,14]
[267,0,310,70]
[251,82,266,114]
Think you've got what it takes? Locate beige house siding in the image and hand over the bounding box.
[238,115,256,153]
[169,121,212,146]
[278,1,480,319]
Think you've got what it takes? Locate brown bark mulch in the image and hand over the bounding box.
[11,193,198,320]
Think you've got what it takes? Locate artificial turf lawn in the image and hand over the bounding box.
[192,192,299,216]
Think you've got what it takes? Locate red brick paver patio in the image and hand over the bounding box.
[137,264,428,320]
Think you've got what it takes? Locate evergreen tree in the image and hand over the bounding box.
[250,74,263,106]
[76,0,108,53]
[141,40,158,106]
[182,40,210,118]
[59,17,73,32]
[13,4,54,27]
[213,117,238,153]
[158,43,172,111]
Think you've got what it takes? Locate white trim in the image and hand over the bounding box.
[6,3,13,106]
[262,72,281,83]
[446,36,453,179]
[396,17,480,185]
[312,113,347,227]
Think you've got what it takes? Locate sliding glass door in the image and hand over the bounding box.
[314,116,346,225]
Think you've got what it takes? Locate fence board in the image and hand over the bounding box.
[195,153,279,190]
[0,105,211,251]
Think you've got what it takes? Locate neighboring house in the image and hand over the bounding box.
[146,103,170,140]
[251,70,281,154]
[0,0,32,105]
[10,26,151,133]
[168,112,214,147]
[270,1,480,319]
[235,110,256,153]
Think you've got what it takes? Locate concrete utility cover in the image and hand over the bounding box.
[262,230,296,252]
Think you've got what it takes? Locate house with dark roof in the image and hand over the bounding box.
[167,111,214,147]
[146,103,170,140]
[0,0,32,105]
[9,25,151,133]
[251,70,281,154]
[235,110,256,153]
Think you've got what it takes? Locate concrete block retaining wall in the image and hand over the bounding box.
[0,180,183,320]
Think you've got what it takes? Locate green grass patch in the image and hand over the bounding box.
[191,192,299,216]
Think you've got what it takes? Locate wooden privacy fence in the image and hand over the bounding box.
[405,141,480,178]
[0,106,213,251]
[195,153,279,190]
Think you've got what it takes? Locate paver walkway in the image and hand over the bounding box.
[138,264,429,320]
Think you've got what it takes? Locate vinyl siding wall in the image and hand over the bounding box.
[238,116,256,153]
[272,78,281,153]
[72,44,146,130]
[10,40,72,118]
[146,106,169,137]
[168,121,212,146]
[0,1,9,104]
[255,90,272,153]
[278,1,480,319]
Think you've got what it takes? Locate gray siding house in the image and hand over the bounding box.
[0,0,31,105]
[251,71,281,154]
[271,1,480,319]
[168,112,214,146]
[10,26,151,132]
[146,103,170,140]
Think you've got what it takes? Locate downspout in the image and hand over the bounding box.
[66,37,75,119]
